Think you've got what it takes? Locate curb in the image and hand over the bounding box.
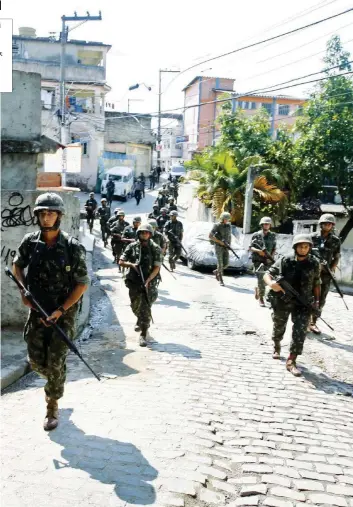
[1,361,31,391]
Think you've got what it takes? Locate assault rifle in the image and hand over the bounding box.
[252,242,275,264]
[137,265,154,324]
[214,232,240,259]
[311,248,349,311]
[5,267,101,381]
[166,231,188,256]
[163,263,176,279]
[274,275,334,331]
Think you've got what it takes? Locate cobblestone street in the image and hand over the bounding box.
[2,237,353,507]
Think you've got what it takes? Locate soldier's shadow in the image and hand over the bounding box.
[50,408,158,505]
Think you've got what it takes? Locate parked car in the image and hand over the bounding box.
[170,165,186,181]
[101,166,134,201]
[181,221,249,272]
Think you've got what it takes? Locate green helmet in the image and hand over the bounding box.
[33,192,65,215]
[170,210,178,217]
[133,216,142,223]
[117,210,125,216]
[148,219,157,228]
[101,197,107,203]
[260,216,272,225]
[220,212,231,221]
[153,203,159,208]
[319,213,335,225]
[292,234,313,247]
[137,223,153,234]
[161,207,168,213]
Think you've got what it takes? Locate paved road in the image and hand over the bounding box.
[2,235,353,507]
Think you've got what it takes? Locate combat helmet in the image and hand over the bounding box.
[220,212,231,221]
[292,234,313,248]
[117,210,125,216]
[170,210,178,217]
[101,197,107,203]
[148,219,157,228]
[160,207,168,213]
[33,192,65,215]
[133,216,142,223]
[260,216,272,225]
[319,213,336,225]
[137,223,153,235]
[114,207,122,214]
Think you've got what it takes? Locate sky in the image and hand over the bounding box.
[4,0,353,119]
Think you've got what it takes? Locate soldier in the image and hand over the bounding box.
[12,193,89,430]
[84,192,97,233]
[110,211,130,265]
[134,179,143,205]
[122,216,142,244]
[167,197,178,212]
[209,212,232,286]
[250,217,277,307]
[171,183,179,203]
[106,177,115,207]
[156,165,162,183]
[119,224,162,347]
[96,198,111,247]
[164,211,184,271]
[157,190,167,209]
[309,213,341,334]
[148,219,167,255]
[264,234,321,377]
[107,207,122,231]
[149,169,156,190]
[139,172,146,198]
[156,207,169,232]
[148,204,160,220]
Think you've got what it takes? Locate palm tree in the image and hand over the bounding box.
[184,148,285,224]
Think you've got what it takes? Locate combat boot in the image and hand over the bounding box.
[272,344,281,359]
[259,297,265,307]
[286,359,301,377]
[139,327,148,347]
[44,396,59,431]
[134,320,141,332]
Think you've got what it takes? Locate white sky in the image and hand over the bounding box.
[4,0,353,118]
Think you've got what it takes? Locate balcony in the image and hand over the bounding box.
[13,57,106,83]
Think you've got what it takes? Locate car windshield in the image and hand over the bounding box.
[123,175,131,182]
[107,175,122,182]
[172,167,185,174]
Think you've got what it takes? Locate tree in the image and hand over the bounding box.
[294,35,353,243]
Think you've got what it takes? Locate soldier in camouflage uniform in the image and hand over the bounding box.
[250,217,277,307]
[156,208,169,232]
[107,207,122,231]
[309,213,341,334]
[148,204,160,220]
[167,197,178,213]
[157,190,167,209]
[119,224,162,347]
[96,198,111,247]
[264,234,321,377]
[148,219,167,255]
[209,212,232,286]
[84,192,97,233]
[164,211,184,271]
[122,216,142,244]
[12,193,89,431]
[110,211,130,265]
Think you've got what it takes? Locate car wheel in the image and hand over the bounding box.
[187,257,197,270]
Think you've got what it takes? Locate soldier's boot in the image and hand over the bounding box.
[44,396,59,431]
[272,344,281,359]
[134,320,141,332]
[259,297,265,307]
[139,326,148,347]
[213,269,219,281]
[286,358,301,377]
[309,323,321,335]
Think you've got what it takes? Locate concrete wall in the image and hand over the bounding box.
[1,190,81,327]
[13,60,105,83]
[1,71,41,141]
[105,113,155,145]
[2,153,39,191]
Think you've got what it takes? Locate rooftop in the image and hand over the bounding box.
[13,35,111,49]
[182,76,234,91]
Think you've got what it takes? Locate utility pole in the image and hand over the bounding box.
[243,166,256,234]
[157,69,179,168]
[59,11,102,185]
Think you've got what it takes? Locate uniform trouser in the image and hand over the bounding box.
[86,213,94,231]
[312,278,331,324]
[107,194,113,206]
[169,243,181,264]
[126,281,158,330]
[111,240,124,260]
[271,301,311,355]
[215,246,229,275]
[100,221,109,242]
[24,308,77,399]
[253,262,268,298]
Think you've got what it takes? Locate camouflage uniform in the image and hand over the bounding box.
[84,197,97,231]
[268,254,320,355]
[210,222,232,275]
[111,219,129,261]
[164,219,184,267]
[96,205,111,243]
[250,230,277,298]
[14,231,89,400]
[156,213,169,232]
[152,230,167,252]
[120,241,162,331]
[311,231,341,319]
[148,210,160,220]
[122,225,139,242]
[168,203,178,212]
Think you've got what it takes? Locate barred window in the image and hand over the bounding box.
[278,104,290,116]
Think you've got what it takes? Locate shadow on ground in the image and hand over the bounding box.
[50,408,158,505]
[149,341,202,359]
[156,295,190,309]
[299,365,353,396]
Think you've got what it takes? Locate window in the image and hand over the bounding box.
[82,142,88,156]
[262,103,272,115]
[251,102,257,110]
[243,101,249,110]
[278,104,290,116]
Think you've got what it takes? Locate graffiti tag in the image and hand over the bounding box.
[1,192,37,230]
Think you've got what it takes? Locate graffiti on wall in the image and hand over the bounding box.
[1,245,16,265]
[1,192,37,231]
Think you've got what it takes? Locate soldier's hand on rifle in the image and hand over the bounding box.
[21,291,35,309]
[269,281,285,293]
[259,250,266,257]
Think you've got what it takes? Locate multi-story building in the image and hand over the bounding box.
[12,27,111,190]
[182,75,306,159]
[159,115,184,171]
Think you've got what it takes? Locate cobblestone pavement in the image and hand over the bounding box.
[2,242,353,507]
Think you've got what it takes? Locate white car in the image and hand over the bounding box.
[181,221,249,272]
[170,165,186,181]
[101,166,134,201]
